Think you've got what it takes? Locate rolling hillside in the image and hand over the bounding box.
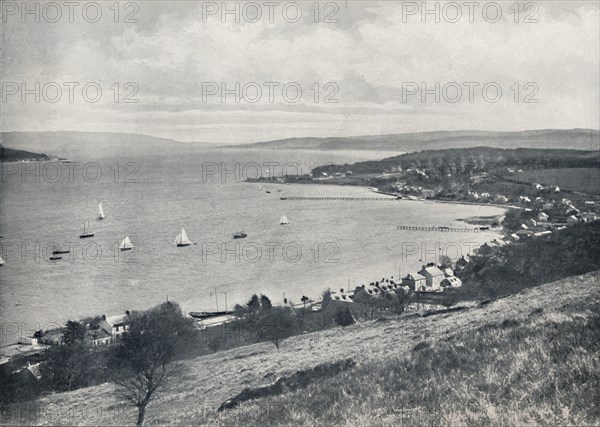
[230,129,600,152]
[14,271,600,426]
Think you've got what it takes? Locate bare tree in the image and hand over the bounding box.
[113,302,195,425]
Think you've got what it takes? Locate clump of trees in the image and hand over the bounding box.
[459,221,600,298]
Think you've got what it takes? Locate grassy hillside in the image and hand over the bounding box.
[231,129,600,152]
[9,271,599,426]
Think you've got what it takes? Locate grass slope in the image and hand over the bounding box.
[7,271,599,426]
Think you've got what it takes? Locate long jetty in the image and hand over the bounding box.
[396,225,483,232]
[280,196,398,201]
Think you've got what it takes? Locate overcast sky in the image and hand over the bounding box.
[1,1,599,143]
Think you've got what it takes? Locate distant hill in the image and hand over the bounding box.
[0,146,52,162]
[0,131,194,158]
[229,129,600,152]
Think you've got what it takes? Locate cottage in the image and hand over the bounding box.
[525,218,537,227]
[98,313,130,337]
[508,233,520,242]
[516,229,534,240]
[417,264,445,291]
[566,215,580,225]
[566,205,580,216]
[537,212,549,222]
[401,273,426,291]
[519,196,531,203]
[13,362,42,387]
[441,276,462,288]
[582,212,598,222]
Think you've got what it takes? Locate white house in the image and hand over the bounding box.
[441,276,462,288]
[418,264,445,291]
[98,313,130,337]
[567,215,580,225]
[537,212,549,222]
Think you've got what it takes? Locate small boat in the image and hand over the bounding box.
[266,190,271,194]
[119,236,133,251]
[0,256,4,266]
[280,215,290,225]
[52,247,70,255]
[479,226,490,231]
[97,202,106,220]
[79,223,94,238]
[174,228,192,247]
[233,231,247,239]
[49,254,62,261]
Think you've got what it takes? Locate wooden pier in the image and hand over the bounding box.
[280,196,398,201]
[396,225,482,232]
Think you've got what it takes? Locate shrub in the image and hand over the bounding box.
[334,307,355,327]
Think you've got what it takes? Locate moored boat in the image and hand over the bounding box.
[233,231,247,239]
[280,215,289,225]
[79,223,94,238]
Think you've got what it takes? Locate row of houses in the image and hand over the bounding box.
[329,260,467,305]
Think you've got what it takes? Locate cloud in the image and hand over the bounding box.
[1,1,598,141]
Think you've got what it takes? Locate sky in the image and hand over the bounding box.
[1,1,599,143]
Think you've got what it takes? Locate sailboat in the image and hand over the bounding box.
[80,222,94,238]
[97,202,106,220]
[280,215,290,225]
[233,231,247,239]
[119,236,133,251]
[174,228,191,247]
[0,256,4,266]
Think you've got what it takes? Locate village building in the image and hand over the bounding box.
[441,276,462,288]
[537,212,549,222]
[508,233,520,242]
[582,212,598,222]
[567,215,580,225]
[401,273,426,291]
[516,229,534,240]
[417,264,445,291]
[98,313,131,337]
[13,362,42,387]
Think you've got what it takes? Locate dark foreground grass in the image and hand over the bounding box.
[212,303,600,426]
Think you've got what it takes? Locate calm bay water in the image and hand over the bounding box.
[0,147,505,342]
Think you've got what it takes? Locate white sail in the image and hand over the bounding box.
[175,228,191,246]
[280,215,289,225]
[0,256,4,265]
[120,236,133,249]
[98,202,106,219]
